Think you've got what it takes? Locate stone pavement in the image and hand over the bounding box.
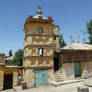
[1,78,92,92]
[50,78,84,86]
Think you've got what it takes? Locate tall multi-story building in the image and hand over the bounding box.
[23,7,60,87]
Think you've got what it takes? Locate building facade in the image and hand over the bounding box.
[23,7,92,88]
[23,7,60,87]
[58,43,92,80]
[0,54,19,90]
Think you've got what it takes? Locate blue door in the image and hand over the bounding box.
[35,70,48,85]
[74,62,81,77]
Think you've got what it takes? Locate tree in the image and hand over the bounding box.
[11,49,23,66]
[76,35,80,43]
[69,35,75,43]
[80,30,87,43]
[59,34,66,48]
[9,50,13,56]
[87,19,92,44]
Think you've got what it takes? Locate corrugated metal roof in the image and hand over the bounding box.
[60,43,92,50]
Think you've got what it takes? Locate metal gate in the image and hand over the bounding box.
[35,70,48,85]
[74,62,81,77]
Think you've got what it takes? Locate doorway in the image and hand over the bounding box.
[54,57,59,72]
[35,70,48,85]
[3,74,13,90]
[74,62,81,77]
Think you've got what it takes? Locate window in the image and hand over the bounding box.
[38,48,43,56]
[38,28,43,33]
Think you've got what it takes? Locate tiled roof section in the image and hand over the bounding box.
[6,56,14,61]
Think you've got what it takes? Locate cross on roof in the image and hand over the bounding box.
[37,6,42,10]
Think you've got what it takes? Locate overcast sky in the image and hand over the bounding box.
[0,0,92,55]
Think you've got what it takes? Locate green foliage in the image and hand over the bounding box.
[9,50,13,56]
[59,34,66,48]
[11,49,23,66]
[87,19,92,44]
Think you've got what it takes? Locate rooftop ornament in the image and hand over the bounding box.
[48,16,52,20]
[37,6,43,15]
[29,15,33,18]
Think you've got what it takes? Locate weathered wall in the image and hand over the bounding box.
[0,69,4,90]
[25,23,53,35]
[23,69,34,88]
[53,25,59,36]
[0,54,5,64]
[53,25,60,50]
[48,69,54,83]
[62,63,74,80]
[87,61,92,76]
[23,69,54,88]
[55,37,60,49]
[24,47,53,57]
[23,58,53,67]
[61,61,92,79]
[54,37,60,50]
[80,61,92,77]
[23,15,57,87]
[24,36,54,46]
[13,71,19,87]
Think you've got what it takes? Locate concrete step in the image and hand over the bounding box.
[56,80,63,82]
[56,77,62,80]
[55,78,63,80]
[55,73,60,74]
[55,73,60,75]
[55,77,63,80]
[51,79,84,87]
[55,76,62,78]
[55,79,63,82]
[54,71,63,82]
[55,75,62,77]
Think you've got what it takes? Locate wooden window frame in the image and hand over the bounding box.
[38,48,43,56]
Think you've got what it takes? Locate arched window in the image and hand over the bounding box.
[38,28,43,33]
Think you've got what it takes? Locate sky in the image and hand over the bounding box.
[0,0,92,55]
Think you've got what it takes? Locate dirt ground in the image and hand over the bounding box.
[1,79,92,92]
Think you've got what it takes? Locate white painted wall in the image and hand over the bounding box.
[62,63,74,80]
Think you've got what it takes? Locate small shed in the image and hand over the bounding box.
[57,43,92,80]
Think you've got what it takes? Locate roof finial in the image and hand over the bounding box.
[37,6,42,15]
[37,6,42,10]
